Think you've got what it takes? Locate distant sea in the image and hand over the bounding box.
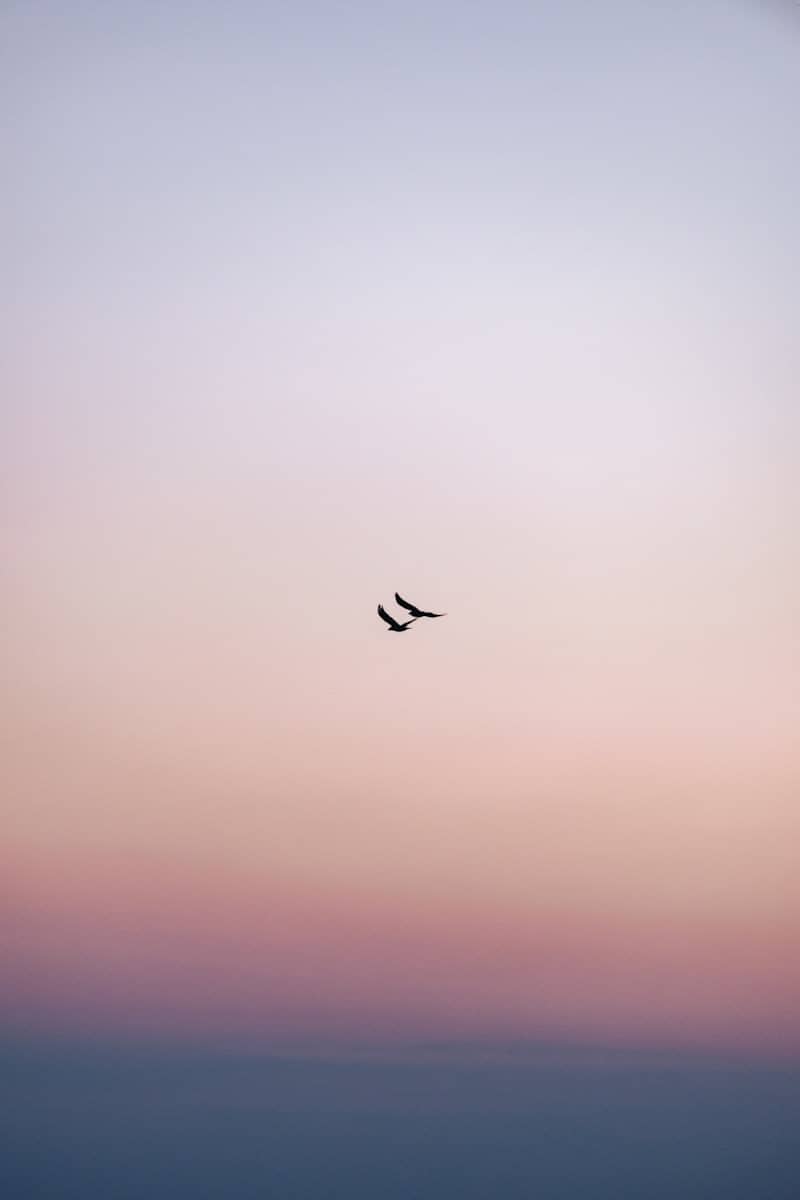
[3,1037,799,1198]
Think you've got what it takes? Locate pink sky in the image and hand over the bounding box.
[3,0,799,1055]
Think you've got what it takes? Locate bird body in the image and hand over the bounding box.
[395,592,446,619]
[377,603,417,632]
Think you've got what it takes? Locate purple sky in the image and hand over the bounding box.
[3,0,799,1053]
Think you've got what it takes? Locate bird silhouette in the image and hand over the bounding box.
[377,603,417,632]
[395,592,446,619]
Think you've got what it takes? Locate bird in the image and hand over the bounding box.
[377,603,417,632]
[394,592,446,619]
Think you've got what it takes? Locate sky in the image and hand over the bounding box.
[3,0,800,1067]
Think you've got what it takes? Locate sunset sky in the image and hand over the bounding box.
[4,0,799,1063]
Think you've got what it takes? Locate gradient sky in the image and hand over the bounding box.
[3,0,799,1055]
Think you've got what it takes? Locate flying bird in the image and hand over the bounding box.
[377,603,417,632]
[395,592,446,619]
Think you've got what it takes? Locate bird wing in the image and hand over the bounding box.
[377,603,399,628]
[396,592,445,617]
[395,592,421,616]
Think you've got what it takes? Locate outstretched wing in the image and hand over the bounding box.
[396,592,445,618]
[377,603,399,629]
[395,592,422,617]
